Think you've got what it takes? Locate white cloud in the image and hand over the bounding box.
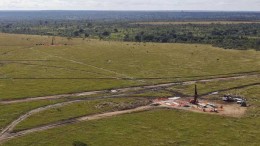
[0,0,259,11]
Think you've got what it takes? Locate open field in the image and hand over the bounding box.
[0,74,257,140]
[2,84,259,146]
[1,33,260,100]
[168,75,260,96]
[3,108,259,146]
[0,33,260,146]
[0,99,68,130]
[13,98,150,132]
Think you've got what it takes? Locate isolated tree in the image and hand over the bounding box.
[85,33,90,37]
[102,31,110,37]
[135,34,142,42]
[73,31,80,37]
[256,40,260,51]
[124,34,130,41]
[79,29,84,33]
[114,28,119,33]
[51,37,55,45]
[73,141,87,146]
[67,37,71,41]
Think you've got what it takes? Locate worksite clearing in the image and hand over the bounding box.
[152,84,248,117]
[152,96,247,117]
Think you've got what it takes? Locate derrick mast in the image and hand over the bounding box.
[190,84,199,104]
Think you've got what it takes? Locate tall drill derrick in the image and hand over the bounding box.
[194,84,198,103]
[190,84,199,104]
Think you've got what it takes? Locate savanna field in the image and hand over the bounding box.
[0,33,259,146]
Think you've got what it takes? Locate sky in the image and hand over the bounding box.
[0,0,259,11]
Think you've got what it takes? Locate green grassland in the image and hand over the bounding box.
[4,108,260,146]
[1,33,260,146]
[168,76,260,96]
[0,99,67,130]
[1,33,260,100]
[11,76,260,133]
[13,98,149,132]
[4,86,260,146]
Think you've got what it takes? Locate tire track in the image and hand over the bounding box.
[4,62,112,78]
[29,47,135,80]
[200,83,260,97]
[0,91,106,104]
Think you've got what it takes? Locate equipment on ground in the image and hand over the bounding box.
[241,101,247,107]
[222,95,235,102]
[223,95,247,107]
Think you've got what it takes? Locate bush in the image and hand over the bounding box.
[73,141,88,146]
[102,31,110,36]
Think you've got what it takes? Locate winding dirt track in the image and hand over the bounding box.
[0,73,259,144]
[0,92,142,138]
[1,74,258,105]
[0,106,153,144]
[0,91,105,105]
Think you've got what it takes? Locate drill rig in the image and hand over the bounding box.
[190,84,199,104]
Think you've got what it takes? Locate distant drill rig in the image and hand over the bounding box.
[190,84,199,104]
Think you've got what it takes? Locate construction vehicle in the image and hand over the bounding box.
[223,95,247,107]
[222,95,235,102]
[241,101,247,107]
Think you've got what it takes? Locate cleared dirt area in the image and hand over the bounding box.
[155,98,247,118]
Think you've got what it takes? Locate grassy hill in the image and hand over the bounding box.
[0,33,259,100]
[0,33,259,146]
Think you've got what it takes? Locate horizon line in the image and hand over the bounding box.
[0,10,259,12]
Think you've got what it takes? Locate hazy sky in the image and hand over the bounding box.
[0,0,259,11]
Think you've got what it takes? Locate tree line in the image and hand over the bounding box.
[0,20,259,50]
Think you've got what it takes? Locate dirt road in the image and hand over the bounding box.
[1,74,258,105]
[0,73,258,144]
[0,92,142,138]
[0,106,154,144]
[0,91,105,104]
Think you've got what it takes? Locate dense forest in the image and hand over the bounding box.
[0,11,260,50]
